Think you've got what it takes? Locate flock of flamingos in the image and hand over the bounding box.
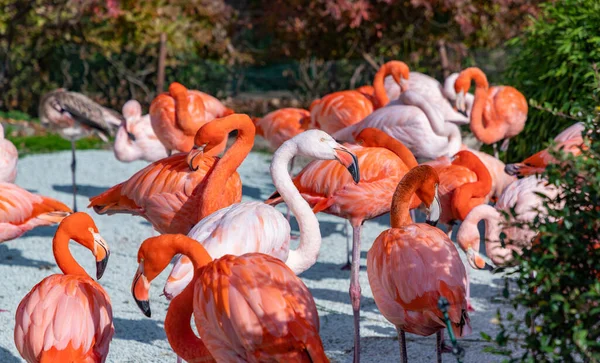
[0,60,585,362]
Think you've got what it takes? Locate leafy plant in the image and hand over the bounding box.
[504,0,600,161]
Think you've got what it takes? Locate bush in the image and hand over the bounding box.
[485,109,600,360]
[504,0,600,161]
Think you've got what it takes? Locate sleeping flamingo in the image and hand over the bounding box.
[454,67,528,156]
[88,114,251,235]
[505,122,586,177]
[385,71,473,124]
[367,165,471,363]
[266,128,420,361]
[132,234,329,362]
[162,128,360,299]
[14,212,113,362]
[0,123,17,183]
[333,62,462,160]
[113,100,169,163]
[149,82,234,155]
[0,182,72,243]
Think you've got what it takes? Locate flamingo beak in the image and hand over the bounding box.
[467,248,494,271]
[186,143,207,171]
[123,119,136,141]
[93,232,110,280]
[334,146,360,183]
[425,188,441,226]
[132,262,151,317]
[399,78,409,93]
[504,163,523,177]
[456,91,466,112]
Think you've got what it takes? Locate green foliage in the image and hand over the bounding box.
[486,110,600,360]
[6,134,107,156]
[504,0,600,161]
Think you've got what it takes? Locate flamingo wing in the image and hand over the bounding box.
[194,254,327,362]
[15,275,114,363]
[0,138,18,183]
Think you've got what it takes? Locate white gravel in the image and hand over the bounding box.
[0,149,517,362]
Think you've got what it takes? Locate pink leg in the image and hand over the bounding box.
[397,328,408,363]
[439,329,452,353]
[350,224,362,363]
[176,356,182,363]
[341,220,351,270]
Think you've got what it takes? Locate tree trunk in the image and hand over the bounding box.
[157,33,167,94]
[438,39,450,78]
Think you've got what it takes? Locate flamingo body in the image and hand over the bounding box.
[368,225,471,337]
[88,153,242,234]
[14,275,114,363]
[193,253,328,362]
[253,108,310,150]
[0,123,17,183]
[0,183,71,242]
[426,161,477,225]
[309,90,374,134]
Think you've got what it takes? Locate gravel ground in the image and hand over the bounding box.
[0,149,517,362]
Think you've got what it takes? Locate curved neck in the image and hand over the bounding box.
[52,228,89,277]
[446,123,463,156]
[114,127,139,162]
[165,283,212,361]
[458,204,500,252]
[273,142,322,274]
[401,91,448,137]
[390,170,435,228]
[465,69,501,144]
[200,119,255,218]
[363,135,417,169]
[451,157,493,220]
[170,84,205,134]
[373,62,408,107]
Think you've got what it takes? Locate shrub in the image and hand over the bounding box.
[504,0,600,161]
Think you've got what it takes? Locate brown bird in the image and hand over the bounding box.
[39,89,122,211]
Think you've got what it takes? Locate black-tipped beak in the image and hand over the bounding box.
[482,262,495,271]
[504,163,520,176]
[136,299,151,318]
[132,265,151,317]
[96,247,109,280]
[334,147,360,184]
[458,109,468,117]
[426,219,438,227]
[347,153,360,184]
[127,131,136,141]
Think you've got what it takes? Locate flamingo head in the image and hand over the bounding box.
[122,100,142,141]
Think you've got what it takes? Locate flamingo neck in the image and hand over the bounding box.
[401,91,448,137]
[465,69,500,144]
[273,142,322,274]
[380,138,418,169]
[457,204,500,253]
[390,169,436,228]
[170,83,205,135]
[52,228,89,277]
[165,283,212,361]
[451,155,493,220]
[200,119,255,218]
[113,126,139,162]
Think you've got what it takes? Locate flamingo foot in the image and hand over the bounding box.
[441,340,453,353]
[340,262,351,271]
[467,300,475,312]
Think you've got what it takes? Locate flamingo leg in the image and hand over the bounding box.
[436,331,443,363]
[341,220,351,270]
[350,223,362,363]
[70,139,78,212]
[176,355,182,363]
[397,329,407,363]
[493,143,499,159]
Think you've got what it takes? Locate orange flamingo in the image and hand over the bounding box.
[162,129,359,300]
[113,100,169,163]
[505,122,586,177]
[14,212,113,363]
[0,123,17,183]
[367,165,471,363]
[132,234,329,362]
[454,67,528,156]
[253,108,311,151]
[88,114,255,235]
[0,182,72,243]
[149,82,234,155]
[266,127,420,361]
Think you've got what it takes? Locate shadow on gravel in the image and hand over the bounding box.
[22,225,58,238]
[242,184,263,200]
[53,184,110,197]
[113,317,166,343]
[0,244,53,269]
[0,346,20,363]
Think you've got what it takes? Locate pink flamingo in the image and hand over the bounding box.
[385,71,473,124]
[0,123,17,183]
[0,182,72,243]
[454,67,528,156]
[367,165,471,363]
[505,122,586,177]
[14,212,113,362]
[333,63,462,160]
[467,148,516,202]
[149,82,234,155]
[266,128,421,361]
[132,235,329,362]
[457,175,560,270]
[162,129,360,299]
[113,100,169,163]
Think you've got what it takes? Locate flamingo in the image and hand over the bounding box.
[333,62,462,160]
[0,122,17,183]
[423,150,492,238]
[456,175,560,270]
[454,67,528,156]
[467,148,516,202]
[14,212,113,363]
[162,129,360,299]
[38,89,122,212]
[113,100,169,163]
[149,82,234,155]
[131,234,329,362]
[367,165,471,363]
[505,122,586,177]
[0,182,72,243]
[443,73,475,116]
[266,127,420,361]
[385,71,473,124]
[88,114,252,235]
